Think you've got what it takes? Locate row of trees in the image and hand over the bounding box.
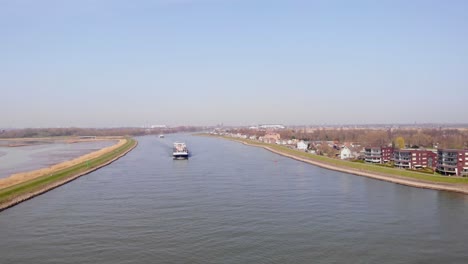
[231,128,468,149]
[0,126,202,138]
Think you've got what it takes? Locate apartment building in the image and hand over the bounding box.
[381,147,394,163]
[364,146,393,164]
[436,149,468,176]
[393,149,437,169]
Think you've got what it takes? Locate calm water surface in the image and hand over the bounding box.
[1,135,468,263]
[0,140,117,178]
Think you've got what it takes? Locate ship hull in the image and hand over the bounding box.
[173,153,189,160]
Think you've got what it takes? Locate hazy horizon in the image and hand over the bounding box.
[2,0,468,127]
[3,122,468,130]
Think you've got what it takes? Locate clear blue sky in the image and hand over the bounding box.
[1,0,467,127]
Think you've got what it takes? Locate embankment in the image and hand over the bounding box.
[0,138,137,211]
[224,137,468,195]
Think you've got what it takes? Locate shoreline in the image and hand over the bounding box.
[230,139,468,195]
[0,139,120,183]
[0,138,138,211]
[0,138,126,189]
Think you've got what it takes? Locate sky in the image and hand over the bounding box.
[1,0,468,127]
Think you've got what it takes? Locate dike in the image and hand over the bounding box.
[0,138,138,211]
[233,139,468,195]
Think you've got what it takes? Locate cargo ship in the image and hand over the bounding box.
[173,142,189,159]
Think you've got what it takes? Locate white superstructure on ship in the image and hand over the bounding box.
[173,142,189,159]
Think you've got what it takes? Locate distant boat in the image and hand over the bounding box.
[159,134,165,138]
[173,142,189,159]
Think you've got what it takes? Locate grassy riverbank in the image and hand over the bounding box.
[215,136,468,185]
[0,138,137,210]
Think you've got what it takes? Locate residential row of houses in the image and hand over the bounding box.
[217,131,311,149]
[222,131,361,158]
[217,131,468,177]
[364,146,468,176]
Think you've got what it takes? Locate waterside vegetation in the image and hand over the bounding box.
[0,138,137,211]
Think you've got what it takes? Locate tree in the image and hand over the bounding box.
[395,136,405,149]
[359,130,389,146]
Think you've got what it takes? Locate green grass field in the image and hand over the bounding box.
[221,137,468,184]
[0,138,137,205]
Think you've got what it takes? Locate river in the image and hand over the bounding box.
[1,135,467,263]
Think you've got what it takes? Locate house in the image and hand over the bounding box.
[436,149,468,176]
[297,141,308,151]
[393,149,437,169]
[263,132,280,141]
[340,146,352,160]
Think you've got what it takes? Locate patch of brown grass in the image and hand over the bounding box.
[0,139,126,190]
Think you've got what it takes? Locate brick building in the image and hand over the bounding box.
[364,146,393,164]
[393,149,437,169]
[436,149,468,176]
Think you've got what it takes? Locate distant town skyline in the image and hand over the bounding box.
[2,0,468,128]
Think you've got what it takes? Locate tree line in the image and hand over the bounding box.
[231,128,468,149]
[0,126,202,138]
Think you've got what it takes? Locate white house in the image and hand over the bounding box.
[340,146,352,159]
[297,141,308,151]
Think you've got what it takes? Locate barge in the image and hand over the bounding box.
[173,142,189,159]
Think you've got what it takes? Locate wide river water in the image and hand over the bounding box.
[1,135,468,263]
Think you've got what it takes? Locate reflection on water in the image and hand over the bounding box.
[0,135,468,263]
